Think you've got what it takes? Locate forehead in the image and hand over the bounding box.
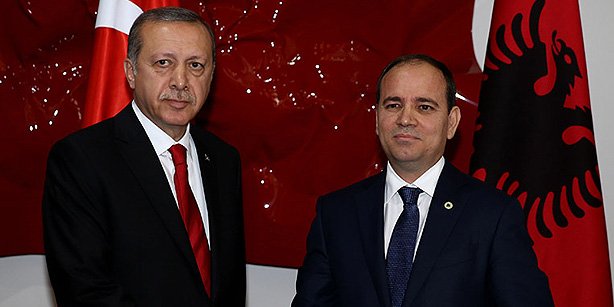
[139,21,213,54]
[380,62,446,97]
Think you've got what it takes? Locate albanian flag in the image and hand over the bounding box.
[470,0,613,306]
[83,0,179,127]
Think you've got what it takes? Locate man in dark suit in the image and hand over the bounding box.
[292,54,554,307]
[42,7,245,306]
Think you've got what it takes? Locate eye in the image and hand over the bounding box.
[383,102,401,110]
[189,61,205,70]
[418,104,434,111]
[419,105,431,110]
[155,59,171,67]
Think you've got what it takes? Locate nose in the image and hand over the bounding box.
[396,105,416,127]
[169,65,189,91]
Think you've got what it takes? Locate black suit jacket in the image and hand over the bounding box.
[293,162,553,307]
[43,106,245,306]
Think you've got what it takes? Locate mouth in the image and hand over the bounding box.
[163,98,192,109]
[393,133,419,142]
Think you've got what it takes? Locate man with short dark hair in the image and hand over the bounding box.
[43,7,245,306]
[292,54,553,307]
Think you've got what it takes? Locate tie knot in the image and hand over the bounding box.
[398,187,422,209]
[169,144,187,167]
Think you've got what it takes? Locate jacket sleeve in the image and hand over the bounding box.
[42,139,135,306]
[488,197,554,306]
[292,199,337,307]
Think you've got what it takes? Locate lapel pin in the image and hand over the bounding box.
[204,154,211,162]
[444,201,453,210]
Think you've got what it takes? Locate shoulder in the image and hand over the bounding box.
[189,126,241,170]
[438,163,519,212]
[191,127,238,155]
[50,116,116,158]
[445,163,511,197]
[51,105,140,154]
[316,172,385,207]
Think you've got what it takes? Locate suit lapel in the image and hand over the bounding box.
[190,128,221,299]
[355,172,392,307]
[112,106,203,286]
[404,162,470,306]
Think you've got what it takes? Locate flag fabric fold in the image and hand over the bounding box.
[470,0,613,306]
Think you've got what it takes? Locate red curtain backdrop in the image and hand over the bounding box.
[470,0,613,306]
[0,0,478,267]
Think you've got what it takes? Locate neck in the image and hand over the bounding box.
[390,158,440,183]
[161,125,188,142]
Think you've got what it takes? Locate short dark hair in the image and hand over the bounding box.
[375,54,456,111]
[127,7,216,66]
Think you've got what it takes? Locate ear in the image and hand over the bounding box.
[446,106,461,139]
[206,62,216,86]
[375,104,380,136]
[124,59,136,89]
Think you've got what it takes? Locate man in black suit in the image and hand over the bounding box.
[292,54,553,307]
[43,7,245,306]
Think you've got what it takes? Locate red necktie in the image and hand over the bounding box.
[169,144,211,295]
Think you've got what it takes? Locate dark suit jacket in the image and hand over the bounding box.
[293,162,553,307]
[43,106,245,306]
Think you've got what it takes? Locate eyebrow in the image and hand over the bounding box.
[382,96,403,103]
[153,53,208,62]
[382,95,441,107]
[414,96,440,106]
[186,55,208,62]
[155,52,177,59]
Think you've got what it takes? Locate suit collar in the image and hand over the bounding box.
[189,125,222,301]
[189,127,219,251]
[130,101,196,156]
[355,171,392,307]
[384,158,445,202]
[404,161,471,305]
[112,106,212,297]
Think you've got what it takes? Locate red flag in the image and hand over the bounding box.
[82,0,179,127]
[470,0,613,306]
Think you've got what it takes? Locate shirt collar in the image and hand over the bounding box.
[384,156,446,203]
[132,101,193,156]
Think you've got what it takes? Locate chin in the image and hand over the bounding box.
[162,113,193,123]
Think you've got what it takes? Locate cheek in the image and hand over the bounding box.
[377,114,396,130]
[192,78,211,94]
[138,77,162,93]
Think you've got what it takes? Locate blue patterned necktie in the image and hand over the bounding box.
[387,187,422,307]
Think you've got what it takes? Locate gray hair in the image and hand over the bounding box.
[126,7,216,67]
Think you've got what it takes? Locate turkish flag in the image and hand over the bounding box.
[470,0,613,306]
[82,0,179,127]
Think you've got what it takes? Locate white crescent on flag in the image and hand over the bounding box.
[95,0,143,34]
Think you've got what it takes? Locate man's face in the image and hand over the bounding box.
[124,21,214,140]
[376,62,460,181]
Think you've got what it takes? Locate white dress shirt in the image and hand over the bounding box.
[132,102,211,246]
[383,157,445,259]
